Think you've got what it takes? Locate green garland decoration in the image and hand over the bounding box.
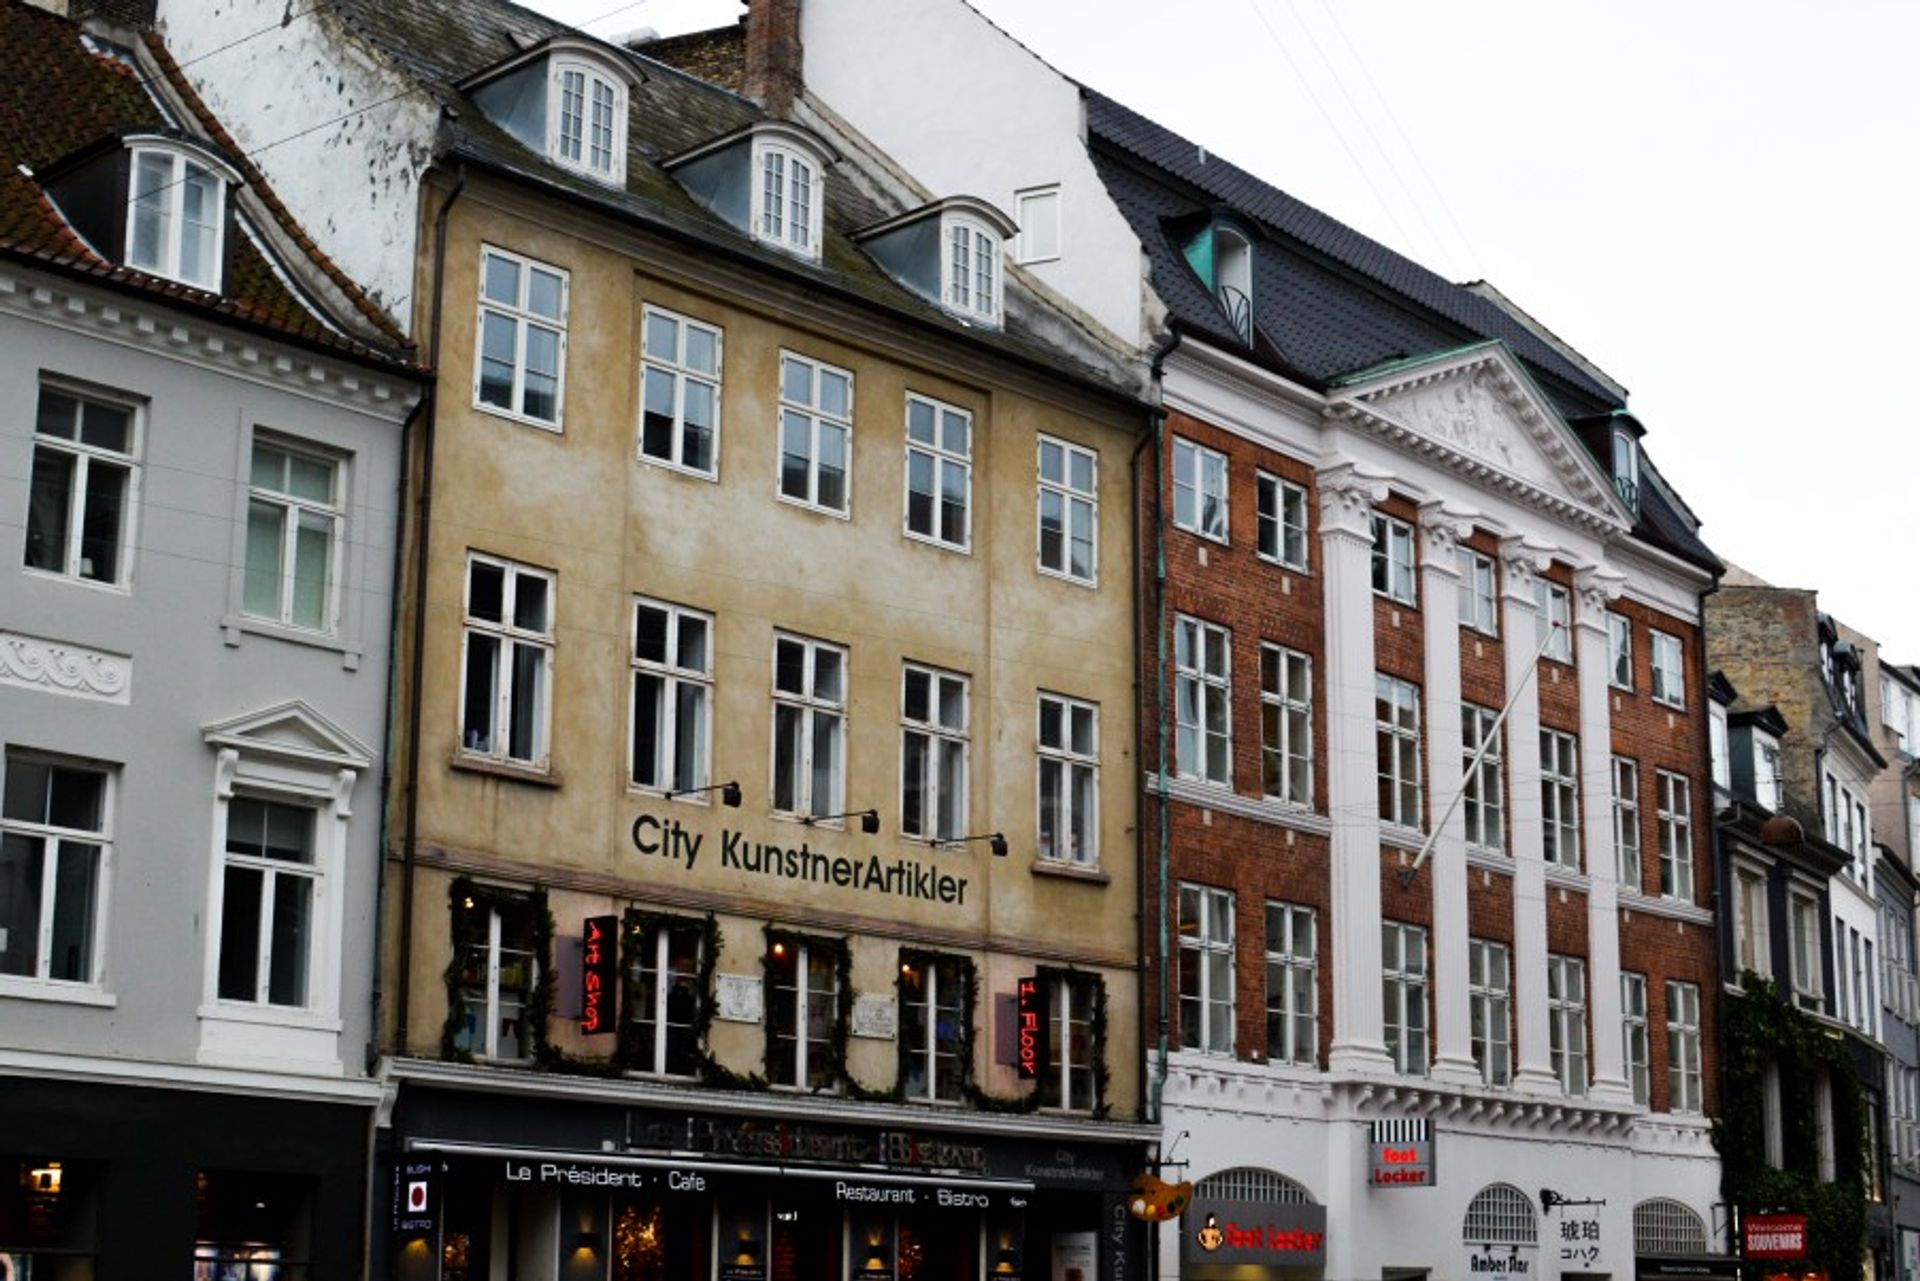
[1712,974,1869,1280]
[442,876,555,1065]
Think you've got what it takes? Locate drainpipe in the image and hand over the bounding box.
[394,168,466,1056]
[1146,331,1181,1131]
[1129,416,1154,1132]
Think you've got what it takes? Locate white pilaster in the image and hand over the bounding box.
[1501,537,1560,1095]
[1577,565,1633,1104]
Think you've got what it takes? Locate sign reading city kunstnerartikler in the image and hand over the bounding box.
[631,812,970,904]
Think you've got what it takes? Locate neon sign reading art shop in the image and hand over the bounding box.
[631,812,970,905]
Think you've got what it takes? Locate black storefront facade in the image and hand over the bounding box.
[381,1065,1154,1281]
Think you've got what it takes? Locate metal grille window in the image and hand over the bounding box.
[1633,1200,1707,1256]
[459,554,554,768]
[1260,644,1312,806]
[1666,980,1702,1114]
[901,665,969,841]
[0,754,111,985]
[1534,580,1572,662]
[629,599,711,795]
[904,394,972,550]
[1548,954,1588,1096]
[1651,630,1687,707]
[1037,693,1099,866]
[1376,675,1422,830]
[899,952,968,1102]
[1461,704,1504,851]
[1623,972,1649,1105]
[777,353,853,515]
[475,246,567,426]
[1036,435,1098,584]
[1256,472,1309,570]
[1179,884,1235,1055]
[1657,771,1694,901]
[1175,616,1232,786]
[244,440,341,633]
[1607,612,1634,689]
[1371,513,1416,605]
[24,384,138,587]
[624,914,702,1076]
[1172,438,1228,542]
[1381,921,1429,1075]
[1613,757,1641,889]
[1265,902,1316,1066]
[1462,1185,1537,1248]
[767,938,838,1090]
[772,634,845,821]
[1540,730,1580,869]
[1458,548,1498,635]
[452,895,537,1061]
[1469,939,1511,1087]
[1195,1169,1315,1205]
[639,306,722,475]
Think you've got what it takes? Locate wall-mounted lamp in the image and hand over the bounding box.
[665,780,742,807]
[941,831,1009,858]
[804,807,881,834]
[573,1231,602,1255]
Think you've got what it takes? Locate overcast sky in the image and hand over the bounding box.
[532,0,1920,661]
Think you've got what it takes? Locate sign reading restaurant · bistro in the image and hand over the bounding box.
[632,812,970,905]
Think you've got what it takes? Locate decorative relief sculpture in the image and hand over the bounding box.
[713,974,764,1023]
[1384,373,1522,474]
[0,631,130,703]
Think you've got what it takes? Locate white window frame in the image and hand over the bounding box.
[1788,888,1823,1005]
[770,634,847,821]
[0,752,113,991]
[1382,921,1429,1076]
[1731,861,1771,982]
[627,914,703,1077]
[1264,902,1316,1067]
[474,245,569,429]
[1607,613,1634,690]
[125,142,226,290]
[1036,434,1098,586]
[753,141,822,260]
[1044,972,1098,1112]
[1657,770,1694,902]
[1547,954,1588,1097]
[1622,972,1649,1106]
[458,553,556,770]
[1710,704,1732,792]
[628,598,713,797]
[451,896,539,1063]
[1541,729,1581,870]
[900,664,969,842]
[1458,548,1498,635]
[1666,980,1702,1114]
[768,937,839,1091]
[1175,616,1232,787]
[1534,580,1572,663]
[1172,437,1228,543]
[776,352,854,517]
[1256,472,1309,571]
[1377,674,1423,831]
[243,436,343,634]
[1469,938,1512,1087]
[942,213,1003,325]
[638,305,723,477]
[1036,692,1099,867]
[903,393,973,551]
[547,57,628,184]
[1462,703,1504,852]
[900,952,968,1102]
[1013,185,1061,264]
[1371,513,1417,605]
[1614,756,1642,889]
[212,793,320,1009]
[1178,883,1235,1056]
[22,380,142,590]
[1650,630,1687,708]
[1259,644,1313,808]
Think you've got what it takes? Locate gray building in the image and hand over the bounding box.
[0,1,420,1273]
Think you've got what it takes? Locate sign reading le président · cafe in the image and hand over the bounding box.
[632,811,970,905]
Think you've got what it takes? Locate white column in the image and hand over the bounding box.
[1320,465,1395,1075]
[1577,566,1632,1104]
[1419,503,1480,1086]
[1501,537,1560,1095]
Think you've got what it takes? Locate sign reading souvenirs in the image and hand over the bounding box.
[1017,975,1046,1081]
[1368,1118,1435,1187]
[391,1158,436,1236]
[580,915,616,1035]
[633,812,969,904]
[1180,1198,1327,1268]
[1742,1214,1808,1260]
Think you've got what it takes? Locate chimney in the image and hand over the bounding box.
[743,0,803,117]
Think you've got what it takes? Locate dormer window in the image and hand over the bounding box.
[756,142,819,258]
[462,38,637,189]
[127,144,225,290]
[852,197,1016,329]
[550,59,626,181]
[1182,222,1253,344]
[664,123,837,266]
[1611,428,1640,512]
[944,216,1001,324]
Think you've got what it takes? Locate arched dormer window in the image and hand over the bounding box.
[943,214,1003,324]
[754,139,822,259]
[126,140,233,291]
[549,56,628,183]
[1182,221,1254,344]
[1612,426,1641,512]
[851,197,1015,329]
[664,122,837,264]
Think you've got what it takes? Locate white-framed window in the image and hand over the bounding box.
[1256,472,1308,571]
[1837,924,1852,1024]
[451,894,539,1061]
[0,753,111,986]
[1376,675,1422,830]
[215,795,317,1008]
[771,634,846,821]
[1260,644,1312,807]
[1040,971,1098,1111]
[767,936,839,1090]
[1815,1069,1836,1180]
[1547,954,1588,1096]
[1462,703,1504,852]
[1540,730,1580,870]
[1608,613,1634,689]
[1622,972,1649,1106]
[1754,736,1782,811]
[459,554,554,768]
[1650,630,1687,708]
[1469,938,1512,1087]
[1265,902,1316,1067]
[1178,883,1235,1055]
[904,394,972,550]
[1709,703,1731,793]
[1371,513,1416,605]
[777,353,852,516]
[1666,981,1702,1113]
[639,306,722,475]
[126,144,224,290]
[23,382,139,588]
[1172,437,1228,542]
[1175,616,1232,786]
[1382,921,1429,1075]
[548,58,627,183]
[1037,693,1098,866]
[1612,428,1640,510]
[901,664,969,842]
[899,952,968,1101]
[475,246,568,427]
[754,142,821,259]
[243,438,341,633]
[1657,771,1694,902]
[1458,548,1498,635]
[1037,435,1097,585]
[1534,580,1572,662]
[629,599,712,796]
[943,215,1002,324]
[1614,756,1642,889]
[1014,185,1060,264]
[624,913,702,1076]
[1462,1185,1538,1250]
[1732,863,1770,981]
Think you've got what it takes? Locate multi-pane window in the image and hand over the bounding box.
[1037,435,1097,584]
[452,896,538,1061]
[1256,472,1308,570]
[639,306,721,475]
[1458,549,1498,634]
[1469,939,1512,1087]
[1461,704,1504,851]
[1171,438,1228,541]
[1260,644,1312,806]
[1622,973,1649,1106]
[899,953,968,1101]
[476,246,567,426]
[904,395,972,550]
[767,938,837,1090]
[1037,693,1099,866]
[244,440,340,633]
[1265,902,1316,1067]
[777,353,852,515]
[0,754,109,985]
[757,145,818,256]
[1613,757,1642,889]
[901,665,968,841]
[216,797,316,1008]
[629,599,711,795]
[1175,617,1232,786]
[1371,514,1416,605]
[1041,973,1098,1111]
[127,147,222,289]
[1657,771,1694,901]
[1732,865,1770,981]
[1547,954,1588,1096]
[944,218,1000,323]
[1540,730,1580,869]
[1376,675,1422,829]
[1666,981,1702,1114]
[1608,613,1634,690]
[23,385,137,587]
[772,635,846,820]
[1178,884,1235,1055]
[1533,581,1572,662]
[551,64,623,178]
[1381,921,1429,1075]
[624,915,702,1076]
[1650,630,1686,708]
[460,555,554,768]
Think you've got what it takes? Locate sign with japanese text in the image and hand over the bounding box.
[1368,1118,1434,1187]
[580,915,616,1035]
[1554,1205,1603,1270]
[1017,975,1047,1081]
[1742,1214,1807,1260]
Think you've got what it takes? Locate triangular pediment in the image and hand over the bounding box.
[1332,343,1633,530]
[202,699,374,769]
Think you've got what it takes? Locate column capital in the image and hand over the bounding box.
[1498,535,1556,602]
[1317,462,1393,543]
[1417,501,1478,572]
[1573,563,1629,626]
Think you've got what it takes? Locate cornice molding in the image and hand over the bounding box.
[1145,773,1334,837]
[1616,889,1715,928]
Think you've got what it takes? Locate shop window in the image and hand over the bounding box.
[767,935,840,1091]
[899,952,969,1102]
[451,892,540,1062]
[1038,971,1099,1112]
[1193,1168,1316,1204]
[622,913,703,1077]
[847,1209,896,1280]
[192,1169,314,1281]
[0,1156,99,1278]
[715,1197,769,1279]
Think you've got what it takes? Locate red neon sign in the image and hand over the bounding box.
[1016,975,1046,1080]
[580,916,616,1035]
